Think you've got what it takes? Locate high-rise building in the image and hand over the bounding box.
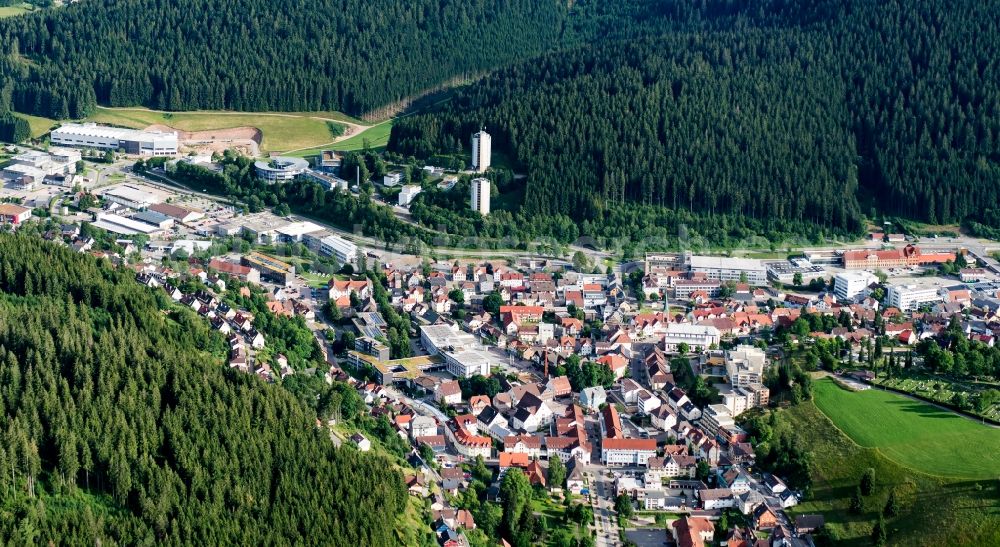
[470,177,491,216]
[471,129,491,172]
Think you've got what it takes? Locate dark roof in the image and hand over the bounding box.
[477,406,501,425]
[794,514,825,531]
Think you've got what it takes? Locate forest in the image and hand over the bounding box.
[390,0,1000,236]
[0,234,406,544]
[0,0,727,119]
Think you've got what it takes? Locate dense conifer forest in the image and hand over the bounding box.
[0,235,406,544]
[391,0,1000,234]
[0,0,713,119]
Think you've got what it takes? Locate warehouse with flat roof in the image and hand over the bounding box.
[51,123,178,156]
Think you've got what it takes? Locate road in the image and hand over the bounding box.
[589,470,620,547]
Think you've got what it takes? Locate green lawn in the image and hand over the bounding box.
[781,399,1000,546]
[0,3,31,18]
[330,119,394,151]
[84,107,349,153]
[812,379,1000,479]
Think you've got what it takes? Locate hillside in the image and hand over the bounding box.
[0,0,737,120]
[0,234,406,544]
[390,0,1000,238]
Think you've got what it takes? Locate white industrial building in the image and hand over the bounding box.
[662,323,721,352]
[398,184,422,207]
[102,184,163,210]
[254,156,309,183]
[887,285,943,311]
[470,177,490,216]
[471,129,491,172]
[51,123,178,156]
[420,324,493,378]
[834,271,877,301]
[686,255,767,285]
[2,148,81,186]
[275,221,324,243]
[92,213,162,236]
[319,234,357,265]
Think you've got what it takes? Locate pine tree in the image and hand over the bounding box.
[883,489,899,518]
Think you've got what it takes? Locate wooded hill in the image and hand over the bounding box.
[0,0,717,119]
[0,234,406,544]
[390,0,1000,234]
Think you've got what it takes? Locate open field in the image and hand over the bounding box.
[286,119,395,156]
[781,399,1000,546]
[83,107,351,153]
[812,379,1000,479]
[0,3,31,18]
[871,372,1000,422]
[21,113,59,138]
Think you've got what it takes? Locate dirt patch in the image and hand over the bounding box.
[145,124,262,156]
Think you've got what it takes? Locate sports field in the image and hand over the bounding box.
[812,378,1000,479]
[84,107,352,153]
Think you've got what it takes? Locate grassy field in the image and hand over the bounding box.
[781,399,1000,546]
[83,107,350,153]
[0,3,31,18]
[871,372,1000,422]
[812,379,1000,479]
[285,119,395,157]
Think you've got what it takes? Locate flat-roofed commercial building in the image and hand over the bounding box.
[347,351,443,385]
[92,213,162,236]
[887,284,943,311]
[102,184,163,210]
[686,255,767,285]
[834,271,877,300]
[420,324,494,378]
[51,123,178,156]
[663,323,721,352]
[241,252,295,285]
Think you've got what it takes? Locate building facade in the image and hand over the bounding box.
[471,130,491,172]
[51,123,178,156]
[470,177,491,216]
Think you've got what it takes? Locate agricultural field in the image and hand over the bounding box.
[781,397,1000,546]
[812,379,1000,479]
[83,107,351,153]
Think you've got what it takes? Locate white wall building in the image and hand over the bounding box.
[663,324,721,352]
[254,156,309,183]
[471,177,491,216]
[887,284,943,311]
[51,123,178,156]
[318,234,357,265]
[420,324,493,378]
[834,271,877,300]
[103,184,163,210]
[687,255,767,285]
[725,345,767,387]
[601,439,658,466]
[398,184,422,207]
[471,129,491,172]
